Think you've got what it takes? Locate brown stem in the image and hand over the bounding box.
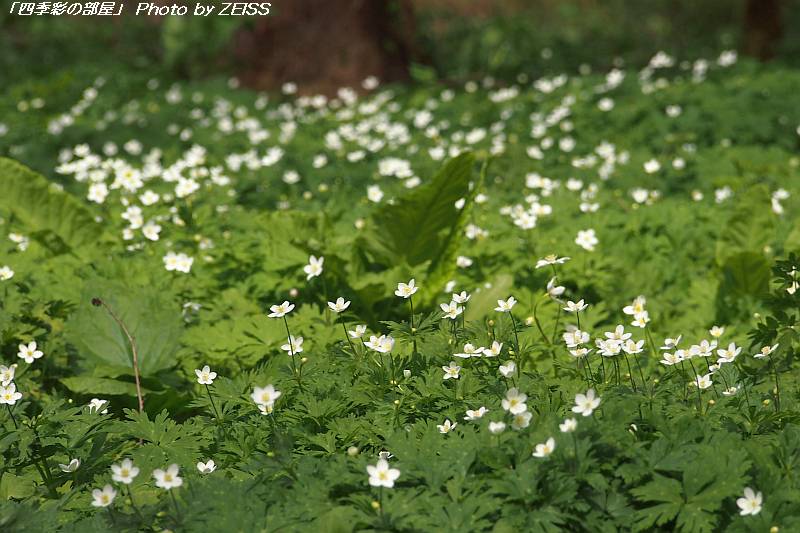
[93,298,144,413]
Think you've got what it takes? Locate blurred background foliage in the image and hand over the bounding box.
[2,0,800,91]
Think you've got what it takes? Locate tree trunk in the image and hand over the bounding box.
[234,0,417,94]
[743,0,782,60]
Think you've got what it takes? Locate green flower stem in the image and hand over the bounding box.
[6,404,17,429]
[340,319,357,357]
[686,358,704,412]
[509,312,522,379]
[623,353,638,392]
[768,354,781,412]
[205,384,220,420]
[281,315,300,383]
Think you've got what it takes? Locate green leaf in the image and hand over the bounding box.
[60,376,152,396]
[715,184,775,265]
[0,157,108,256]
[364,152,475,268]
[419,156,487,304]
[66,278,182,376]
[720,251,771,298]
[465,274,514,321]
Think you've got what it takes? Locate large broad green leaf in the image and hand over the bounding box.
[365,152,475,266]
[361,152,476,305]
[420,157,487,304]
[465,274,514,321]
[65,278,182,376]
[0,157,107,256]
[715,184,775,266]
[719,252,771,299]
[60,376,154,396]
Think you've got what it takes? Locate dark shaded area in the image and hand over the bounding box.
[743,0,783,60]
[232,0,418,93]
[1,0,799,92]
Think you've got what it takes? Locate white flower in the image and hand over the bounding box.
[754,344,779,359]
[442,361,461,380]
[495,296,517,312]
[348,324,367,339]
[195,365,217,385]
[437,419,457,434]
[281,335,304,354]
[575,229,598,251]
[251,384,281,406]
[197,459,216,474]
[268,301,295,318]
[559,418,578,433]
[736,487,763,516]
[623,296,646,316]
[488,421,506,434]
[563,329,590,348]
[535,254,570,269]
[0,364,17,387]
[501,388,528,415]
[91,484,117,507]
[532,437,556,458]
[660,351,684,366]
[111,459,140,484]
[622,339,645,355]
[163,251,193,273]
[327,297,351,313]
[395,279,418,298]
[570,347,592,359]
[572,389,601,417]
[0,383,22,405]
[367,185,384,203]
[0,265,14,281]
[661,335,682,350]
[631,311,650,328]
[511,411,533,430]
[365,334,394,353]
[88,398,108,414]
[59,458,80,472]
[18,341,43,364]
[722,386,739,396]
[464,406,488,421]
[153,464,183,490]
[303,255,324,280]
[483,341,503,357]
[451,291,471,304]
[367,459,400,488]
[454,343,485,359]
[546,277,565,300]
[563,300,588,313]
[499,361,516,378]
[142,221,161,241]
[643,159,661,174]
[440,300,464,320]
[693,373,713,390]
[717,342,741,364]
